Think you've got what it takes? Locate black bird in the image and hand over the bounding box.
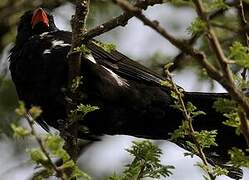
[9,8,247,179]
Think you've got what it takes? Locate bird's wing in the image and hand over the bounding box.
[40,31,165,86]
[86,41,165,86]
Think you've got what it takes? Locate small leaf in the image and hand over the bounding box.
[194,130,217,149]
[228,148,249,167]
[15,101,26,116]
[229,41,249,68]
[187,18,206,34]
[160,80,172,88]
[11,123,30,138]
[29,106,42,119]
[29,148,50,168]
[209,0,229,10]
[74,44,91,55]
[123,140,174,179]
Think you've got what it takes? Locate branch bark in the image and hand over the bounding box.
[64,0,90,163]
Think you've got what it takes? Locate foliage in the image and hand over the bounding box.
[69,103,99,126]
[213,98,241,135]
[187,18,206,35]
[75,45,91,55]
[161,67,222,179]
[71,76,83,92]
[108,140,174,180]
[195,162,228,179]
[229,41,249,69]
[207,0,229,11]
[93,41,116,53]
[11,123,30,138]
[228,147,249,168]
[14,102,91,180]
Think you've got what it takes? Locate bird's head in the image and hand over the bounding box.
[15,8,58,46]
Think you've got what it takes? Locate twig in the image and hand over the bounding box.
[82,0,163,41]
[65,0,90,163]
[164,70,215,179]
[25,114,65,180]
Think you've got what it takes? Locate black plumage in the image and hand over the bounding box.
[9,8,247,179]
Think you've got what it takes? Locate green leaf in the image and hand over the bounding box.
[187,102,206,118]
[169,121,189,141]
[33,169,53,180]
[228,148,249,167]
[187,18,206,34]
[71,76,83,92]
[73,166,91,179]
[74,44,91,55]
[108,173,123,180]
[29,106,42,119]
[61,160,91,180]
[43,134,70,162]
[76,104,99,115]
[213,98,241,134]
[93,41,116,53]
[123,140,174,179]
[229,41,249,68]
[15,101,26,116]
[212,165,228,176]
[223,112,241,134]
[11,123,30,138]
[160,80,172,88]
[69,104,99,126]
[209,0,229,10]
[193,130,217,149]
[195,162,228,179]
[29,148,50,168]
[44,134,63,152]
[213,98,237,113]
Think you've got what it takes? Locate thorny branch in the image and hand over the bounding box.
[164,69,215,179]
[25,114,66,180]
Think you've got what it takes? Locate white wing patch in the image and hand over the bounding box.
[52,40,71,48]
[43,49,51,54]
[40,32,49,38]
[42,40,70,55]
[84,54,96,64]
[102,66,129,87]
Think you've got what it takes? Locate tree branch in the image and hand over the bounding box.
[82,0,163,41]
[25,114,65,180]
[114,0,221,81]
[164,70,215,179]
[64,0,90,163]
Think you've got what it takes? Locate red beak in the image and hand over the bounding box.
[31,8,49,29]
